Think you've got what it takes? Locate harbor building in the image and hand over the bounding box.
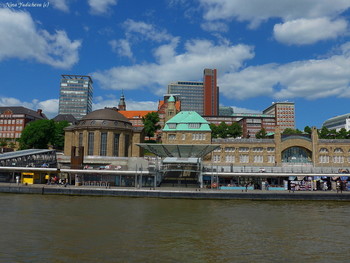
[59,75,93,119]
[323,113,350,131]
[64,108,144,158]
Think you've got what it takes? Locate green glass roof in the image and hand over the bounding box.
[137,144,220,158]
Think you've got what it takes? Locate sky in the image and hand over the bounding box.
[1,0,350,129]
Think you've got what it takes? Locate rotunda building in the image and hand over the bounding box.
[64,108,144,157]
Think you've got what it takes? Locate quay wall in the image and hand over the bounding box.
[1,184,350,201]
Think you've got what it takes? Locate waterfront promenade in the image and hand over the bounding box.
[1,182,350,201]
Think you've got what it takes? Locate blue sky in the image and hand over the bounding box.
[1,0,350,129]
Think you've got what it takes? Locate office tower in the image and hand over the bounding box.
[203,68,219,116]
[263,101,295,131]
[167,69,218,116]
[59,75,93,119]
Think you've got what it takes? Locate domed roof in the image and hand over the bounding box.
[82,108,129,122]
[168,95,175,102]
[73,108,132,130]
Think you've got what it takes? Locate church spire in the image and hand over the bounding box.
[118,90,126,111]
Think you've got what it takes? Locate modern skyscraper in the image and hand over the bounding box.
[167,69,219,116]
[203,68,219,116]
[59,75,93,119]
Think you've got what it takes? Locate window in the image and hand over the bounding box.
[333,156,344,163]
[113,134,120,156]
[213,155,220,163]
[268,155,275,163]
[334,148,343,153]
[225,147,235,152]
[319,156,329,163]
[124,134,130,157]
[225,155,235,163]
[267,147,275,152]
[168,134,176,140]
[168,123,176,129]
[253,155,263,163]
[188,123,201,129]
[100,132,107,156]
[253,147,263,152]
[239,147,249,152]
[88,132,94,155]
[239,155,249,163]
[319,148,328,153]
[182,133,186,140]
[214,147,221,152]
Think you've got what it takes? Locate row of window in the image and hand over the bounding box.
[83,132,129,156]
[213,155,276,163]
[0,126,23,131]
[0,119,24,124]
[214,147,275,153]
[0,132,21,138]
[168,133,207,141]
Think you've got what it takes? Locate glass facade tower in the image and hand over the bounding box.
[59,75,93,119]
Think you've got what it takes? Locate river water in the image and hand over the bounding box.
[0,194,349,263]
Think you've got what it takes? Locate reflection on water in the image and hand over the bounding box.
[0,194,349,263]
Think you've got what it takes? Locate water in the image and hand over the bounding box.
[0,194,349,263]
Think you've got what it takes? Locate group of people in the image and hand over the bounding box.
[46,175,68,186]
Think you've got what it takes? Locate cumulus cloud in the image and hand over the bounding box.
[0,8,81,69]
[274,18,348,45]
[93,40,254,95]
[88,0,117,15]
[109,39,133,59]
[0,97,59,118]
[199,0,350,43]
[219,43,350,100]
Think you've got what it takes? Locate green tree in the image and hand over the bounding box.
[336,128,348,139]
[142,112,160,139]
[304,126,312,134]
[19,119,56,149]
[318,127,329,139]
[282,128,302,135]
[52,121,70,150]
[255,128,267,139]
[227,122,242,138]
[210,123,219,138]
[217,122,229,138]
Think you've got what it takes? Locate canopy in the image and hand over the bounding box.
[137,144,220,158]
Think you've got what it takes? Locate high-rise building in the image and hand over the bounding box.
[263,102,295,131]
[59,75,93,119]
[203,68,219,116]
[167,69,218,116]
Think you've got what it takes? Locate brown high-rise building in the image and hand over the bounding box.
[203,68,219,116]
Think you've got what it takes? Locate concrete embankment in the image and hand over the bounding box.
[1,184,350,201]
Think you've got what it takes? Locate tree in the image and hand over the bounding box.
[282,128,302,135]
[227,122,242,138]
[336,128,348,139]
[318,127,329,139]
[52,121,70,150]
[210,123,219,138]
[19,119,58,149]
[255,128,267,139]
[304,126,312,134]
[217,122,229,138]
[142,112,160,139]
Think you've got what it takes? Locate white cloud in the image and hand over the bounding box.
[93,40,254,96]
[219,43,350,100]
[201,21,229,32]
[0,8,81,69]
[109,39,133,59]
[199,0,350,24]
[231,106,261,114]
[199,0,350,43]
[123,19,174,42]
[88,0,117,15]
[274,18,348,45]
[0,97,59,118]
[50,0,69,12]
